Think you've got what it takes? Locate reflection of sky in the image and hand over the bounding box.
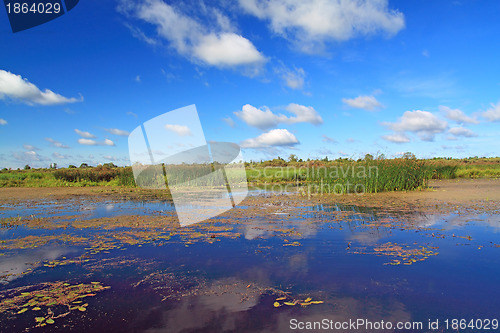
[142,277,412,333]
[0,200,176,220]
[0,246,79,284]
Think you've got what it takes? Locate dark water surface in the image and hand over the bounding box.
[0,193,499,332]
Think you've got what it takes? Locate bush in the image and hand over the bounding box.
[53,166,121,183]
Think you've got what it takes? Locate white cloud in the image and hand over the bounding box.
[342,95,382,111]
[482,102,500,122]
[238,0,405,52]
[105,128,130,136]
[135,75,141,82]
[193,33,265,67]
[448,127,477,138]
[322,134,337,143]
[78,138,98,146]
[241,129,299,148]
[23,144,39,150]
[0,70,82,106]
[381,132,410,143]
[77,138,115,147]
[286,103,323,124]
[120,0,266,70]
[52,152,69,159]
[235,104,282,129]
[127,111,138,118]
[0,118,7,125]
[45,138,70,149]
[440,105,478,124]
[104,139,116,146]
[75,129,96,138]
[275,65,305,90]
[234,103,322,129]
[382,110,448,141]
[164,124,192,136]
[12,150,48,162]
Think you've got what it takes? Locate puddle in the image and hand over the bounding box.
[0,192,499,332]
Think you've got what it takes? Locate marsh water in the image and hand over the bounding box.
[0,191,499,332]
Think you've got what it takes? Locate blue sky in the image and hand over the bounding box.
[1,0,499,168]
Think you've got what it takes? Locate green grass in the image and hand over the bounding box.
[246,158,428,193]
[1,157,498,193]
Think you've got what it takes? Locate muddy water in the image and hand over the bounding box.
[0,193,499,332]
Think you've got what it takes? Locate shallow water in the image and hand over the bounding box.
[0,193,499,332]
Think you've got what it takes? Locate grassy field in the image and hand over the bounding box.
[1,157,499,193]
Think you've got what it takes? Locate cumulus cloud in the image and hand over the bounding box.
[238,0,405,52]
[105,128,130,136]
[381,132,410,143]
[77,138,115,146]
[0,118,7,125]
[120,0,265,70]
[45,138,70,149]
[235,103,322,129]
[241,129,299,148]
[440,105,478,124]
[0,70,82,106]
[104,139,115,146]
[482,102,500,122]
[78,138,98,146]
[448,127,477,138]
[322,134,337,143]
[193,33,265,67]
[342,95,382,111]
[164,124,192,136]
[382,110,448,142]
[75,129,96,138]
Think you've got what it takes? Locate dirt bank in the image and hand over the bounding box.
[0,179,498,213]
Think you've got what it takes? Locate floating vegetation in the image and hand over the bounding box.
[0,281,110,327]
[273,295,324,308]
[283,241,302,247]
[0,234,88,251]
[349,242,439,265]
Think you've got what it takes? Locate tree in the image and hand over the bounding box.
[80,163,89,168]
[68,165,77,168]
[24,164,31,170]
[288,154,298,163]
[402,152,416,159]
[50,163,57,169]
[364,154,374,161]
[103,162,117,168]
